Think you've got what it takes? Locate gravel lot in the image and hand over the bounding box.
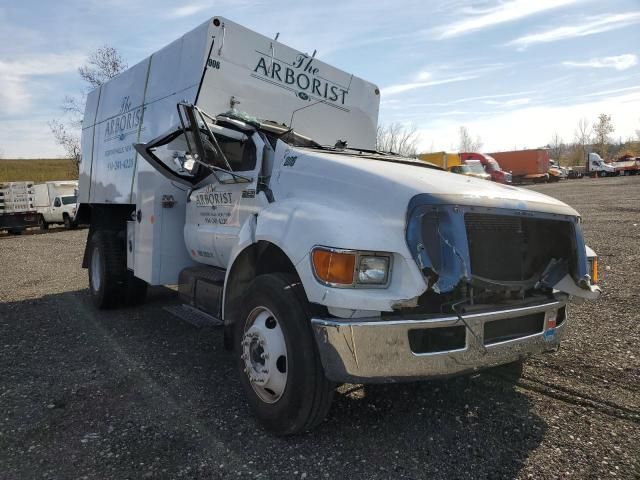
[1,177,639,479]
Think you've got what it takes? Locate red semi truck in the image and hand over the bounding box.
[488,149,550,184]
[460,152,512,184]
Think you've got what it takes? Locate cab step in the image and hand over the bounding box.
[164,304,224,328]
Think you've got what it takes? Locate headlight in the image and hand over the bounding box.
[311,247,392,288]
[358,256,390,284]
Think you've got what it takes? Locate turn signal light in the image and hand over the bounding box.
[312,248,356,285]
[589,256,598,284]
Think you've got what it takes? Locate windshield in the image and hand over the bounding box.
[466,162,486,174]
[61,195,77,205]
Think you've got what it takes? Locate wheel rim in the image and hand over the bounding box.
[90,246,102,292]
[241,306,288,404]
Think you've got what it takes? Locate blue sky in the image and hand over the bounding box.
[1,0,639,157]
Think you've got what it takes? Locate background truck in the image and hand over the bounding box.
[459,152,512,184]
[0,182,40,234]
[611,155,640,176]
[78,16,600,435]
[488,149,550,183]
[33,181,79,229]
[586,152,616,177]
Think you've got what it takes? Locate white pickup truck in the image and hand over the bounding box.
[33,181,78,229]
[78,17,601,435]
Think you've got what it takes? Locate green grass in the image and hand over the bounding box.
[0,159,78,183]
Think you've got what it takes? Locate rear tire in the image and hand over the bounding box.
[88,230,126,309]
[39,215,49,231]
[233,273,334,435]
[88,230,148,309]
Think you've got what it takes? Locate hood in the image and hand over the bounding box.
[289,148,579,217]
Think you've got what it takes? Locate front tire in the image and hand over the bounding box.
[63,214,72,229]
[234,273,334,435]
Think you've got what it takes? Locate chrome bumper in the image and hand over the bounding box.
[311,301,566,383]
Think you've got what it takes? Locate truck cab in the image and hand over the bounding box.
[587,152,616,177]
[460,152,512,184]
[77,16,601,435]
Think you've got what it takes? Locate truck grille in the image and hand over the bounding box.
[464,213,574,282]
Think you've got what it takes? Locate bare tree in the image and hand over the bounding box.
[549,132,563,162]
[458,126,483,152]
[593,113,614,160]
[376,123,419,157]
[49,120,81,176]
[50,46,127,173]
[78,46,128,89]
[574,117,592,165]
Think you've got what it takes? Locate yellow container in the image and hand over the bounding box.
[418,152,461,169]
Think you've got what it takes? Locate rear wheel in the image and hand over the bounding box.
[39,215,49,231]
[88,230,147,308]
[234,273,334,435]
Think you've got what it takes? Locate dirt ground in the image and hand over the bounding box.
[1,176,638,479]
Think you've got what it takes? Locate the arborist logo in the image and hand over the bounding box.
[104,95,143,142]
[253,52,350,106]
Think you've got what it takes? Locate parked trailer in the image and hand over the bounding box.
[78,16,601,435]
[488,149,550,183]
[0,182,40,234]
[33,181,79,229]
[611,156,640,176]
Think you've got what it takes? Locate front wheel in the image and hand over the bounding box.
[63,214,72,229]
[234,273,334,435]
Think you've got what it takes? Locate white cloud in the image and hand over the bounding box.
[484,97,531,107]
[563,54,638,71]
[434,0,581,39]
[168,3,210,18]
[509,12,640,49]
[382,74,479,96]
[0,53,83,115]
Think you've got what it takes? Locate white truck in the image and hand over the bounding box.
[78,17,601,435]
[586,152,616,177]
[0,181,40,234]
[33,181,79,229]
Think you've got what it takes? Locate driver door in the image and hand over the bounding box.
[134,103,262,269]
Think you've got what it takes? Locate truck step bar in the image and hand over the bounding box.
[164,304,224,328]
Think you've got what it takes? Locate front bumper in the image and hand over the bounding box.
[311,300,566,383]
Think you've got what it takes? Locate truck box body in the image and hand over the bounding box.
[488,149,550,182]
[79,17,380,207]
[34,181,78,209]
[417,152,460,169]
[0,182,35,213]
[0,182,39,232]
